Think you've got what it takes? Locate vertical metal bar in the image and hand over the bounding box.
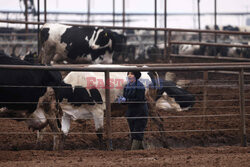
[25,0,28,52]
[87,0,90,24]
[163,0,167,61]
[239,68,247,147]
[37,0,40,57]
[197,0,201,42]
[154,0,157,46]
[214,0,217,43]
[105,70,112,150]
[44,0,47,22]
[203,71,208,126]
[113,0,115,26]
[25,0,28,33]
[122,0,125,28]
[167,30,171,63]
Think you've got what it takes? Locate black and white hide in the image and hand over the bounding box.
[58,65,195,148]
[39,23,126,64]
[0,52,63,150]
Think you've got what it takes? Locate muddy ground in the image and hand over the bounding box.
[0,70,250,166]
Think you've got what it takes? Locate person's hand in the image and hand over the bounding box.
[117,96,126,104]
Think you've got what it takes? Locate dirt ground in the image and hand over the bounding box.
[0,71,250,166]
[0,146,249,167]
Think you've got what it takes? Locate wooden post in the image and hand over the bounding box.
[105,71,113,150]
[239,68,247,147]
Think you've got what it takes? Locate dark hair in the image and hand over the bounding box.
[127,71,141,80]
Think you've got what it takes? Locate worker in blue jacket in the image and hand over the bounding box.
[117,71,148,150]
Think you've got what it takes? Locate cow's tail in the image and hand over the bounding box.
[147,71,160,102]
[147,71,160,89]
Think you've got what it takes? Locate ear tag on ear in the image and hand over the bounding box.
[105,33,108,37]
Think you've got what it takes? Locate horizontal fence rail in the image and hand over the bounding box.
[0,63,249,149]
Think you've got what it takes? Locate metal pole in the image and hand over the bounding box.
[197,0,201,42]
[37,0,40,57]
[25,0,28,52]
[154,0,157,46]
[113,0,115,26]
[167,30,171,63]
[25,0,28,33]
[214,0,217,43]
[44,0,47,22]
[87,0,90,24]
[164,0,167,61]
[122,0,125,28]
[203,71,208,125]
[105,70,112,150]
[239,68,247,147]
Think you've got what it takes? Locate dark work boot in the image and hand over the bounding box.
[131,140,142,150]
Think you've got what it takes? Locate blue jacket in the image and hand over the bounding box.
[123,80,148,117]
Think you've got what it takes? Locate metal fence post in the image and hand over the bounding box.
[105,70,113,150]
[166,30,172,63]
[203,71,208,126]
[239,68,247,147]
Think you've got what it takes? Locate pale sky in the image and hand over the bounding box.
[2,0,250,13]
[1,0,250,28]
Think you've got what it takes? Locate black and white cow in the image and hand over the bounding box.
[0,52,63,150]
[39,23,126,64]
[56,64,195,148]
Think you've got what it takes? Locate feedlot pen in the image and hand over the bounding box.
[0,64,249,150]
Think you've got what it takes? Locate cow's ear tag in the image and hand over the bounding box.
[105,33,108,37]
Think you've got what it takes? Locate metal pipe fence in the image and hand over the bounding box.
[0,63,249,149]
[1,19,250,63]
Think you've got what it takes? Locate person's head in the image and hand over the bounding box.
[127,71,141,83]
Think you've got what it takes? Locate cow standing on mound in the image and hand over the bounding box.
[39,23,126,64]
[0,52,64,150]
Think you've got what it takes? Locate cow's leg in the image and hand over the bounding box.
[60,112,72,149]
[40,44,56,64]
[92,109,104,149]
[38,87,62,150]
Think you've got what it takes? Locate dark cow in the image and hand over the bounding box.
[156,80,195,110]
[0,52,63,150]
[39,23,126,64]
[118,44,162,63]
[23,51,38,64]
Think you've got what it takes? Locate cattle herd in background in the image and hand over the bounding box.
[1,24,250,64]
[0,23,249,150]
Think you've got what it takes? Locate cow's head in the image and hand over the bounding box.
[89,28,113,50]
